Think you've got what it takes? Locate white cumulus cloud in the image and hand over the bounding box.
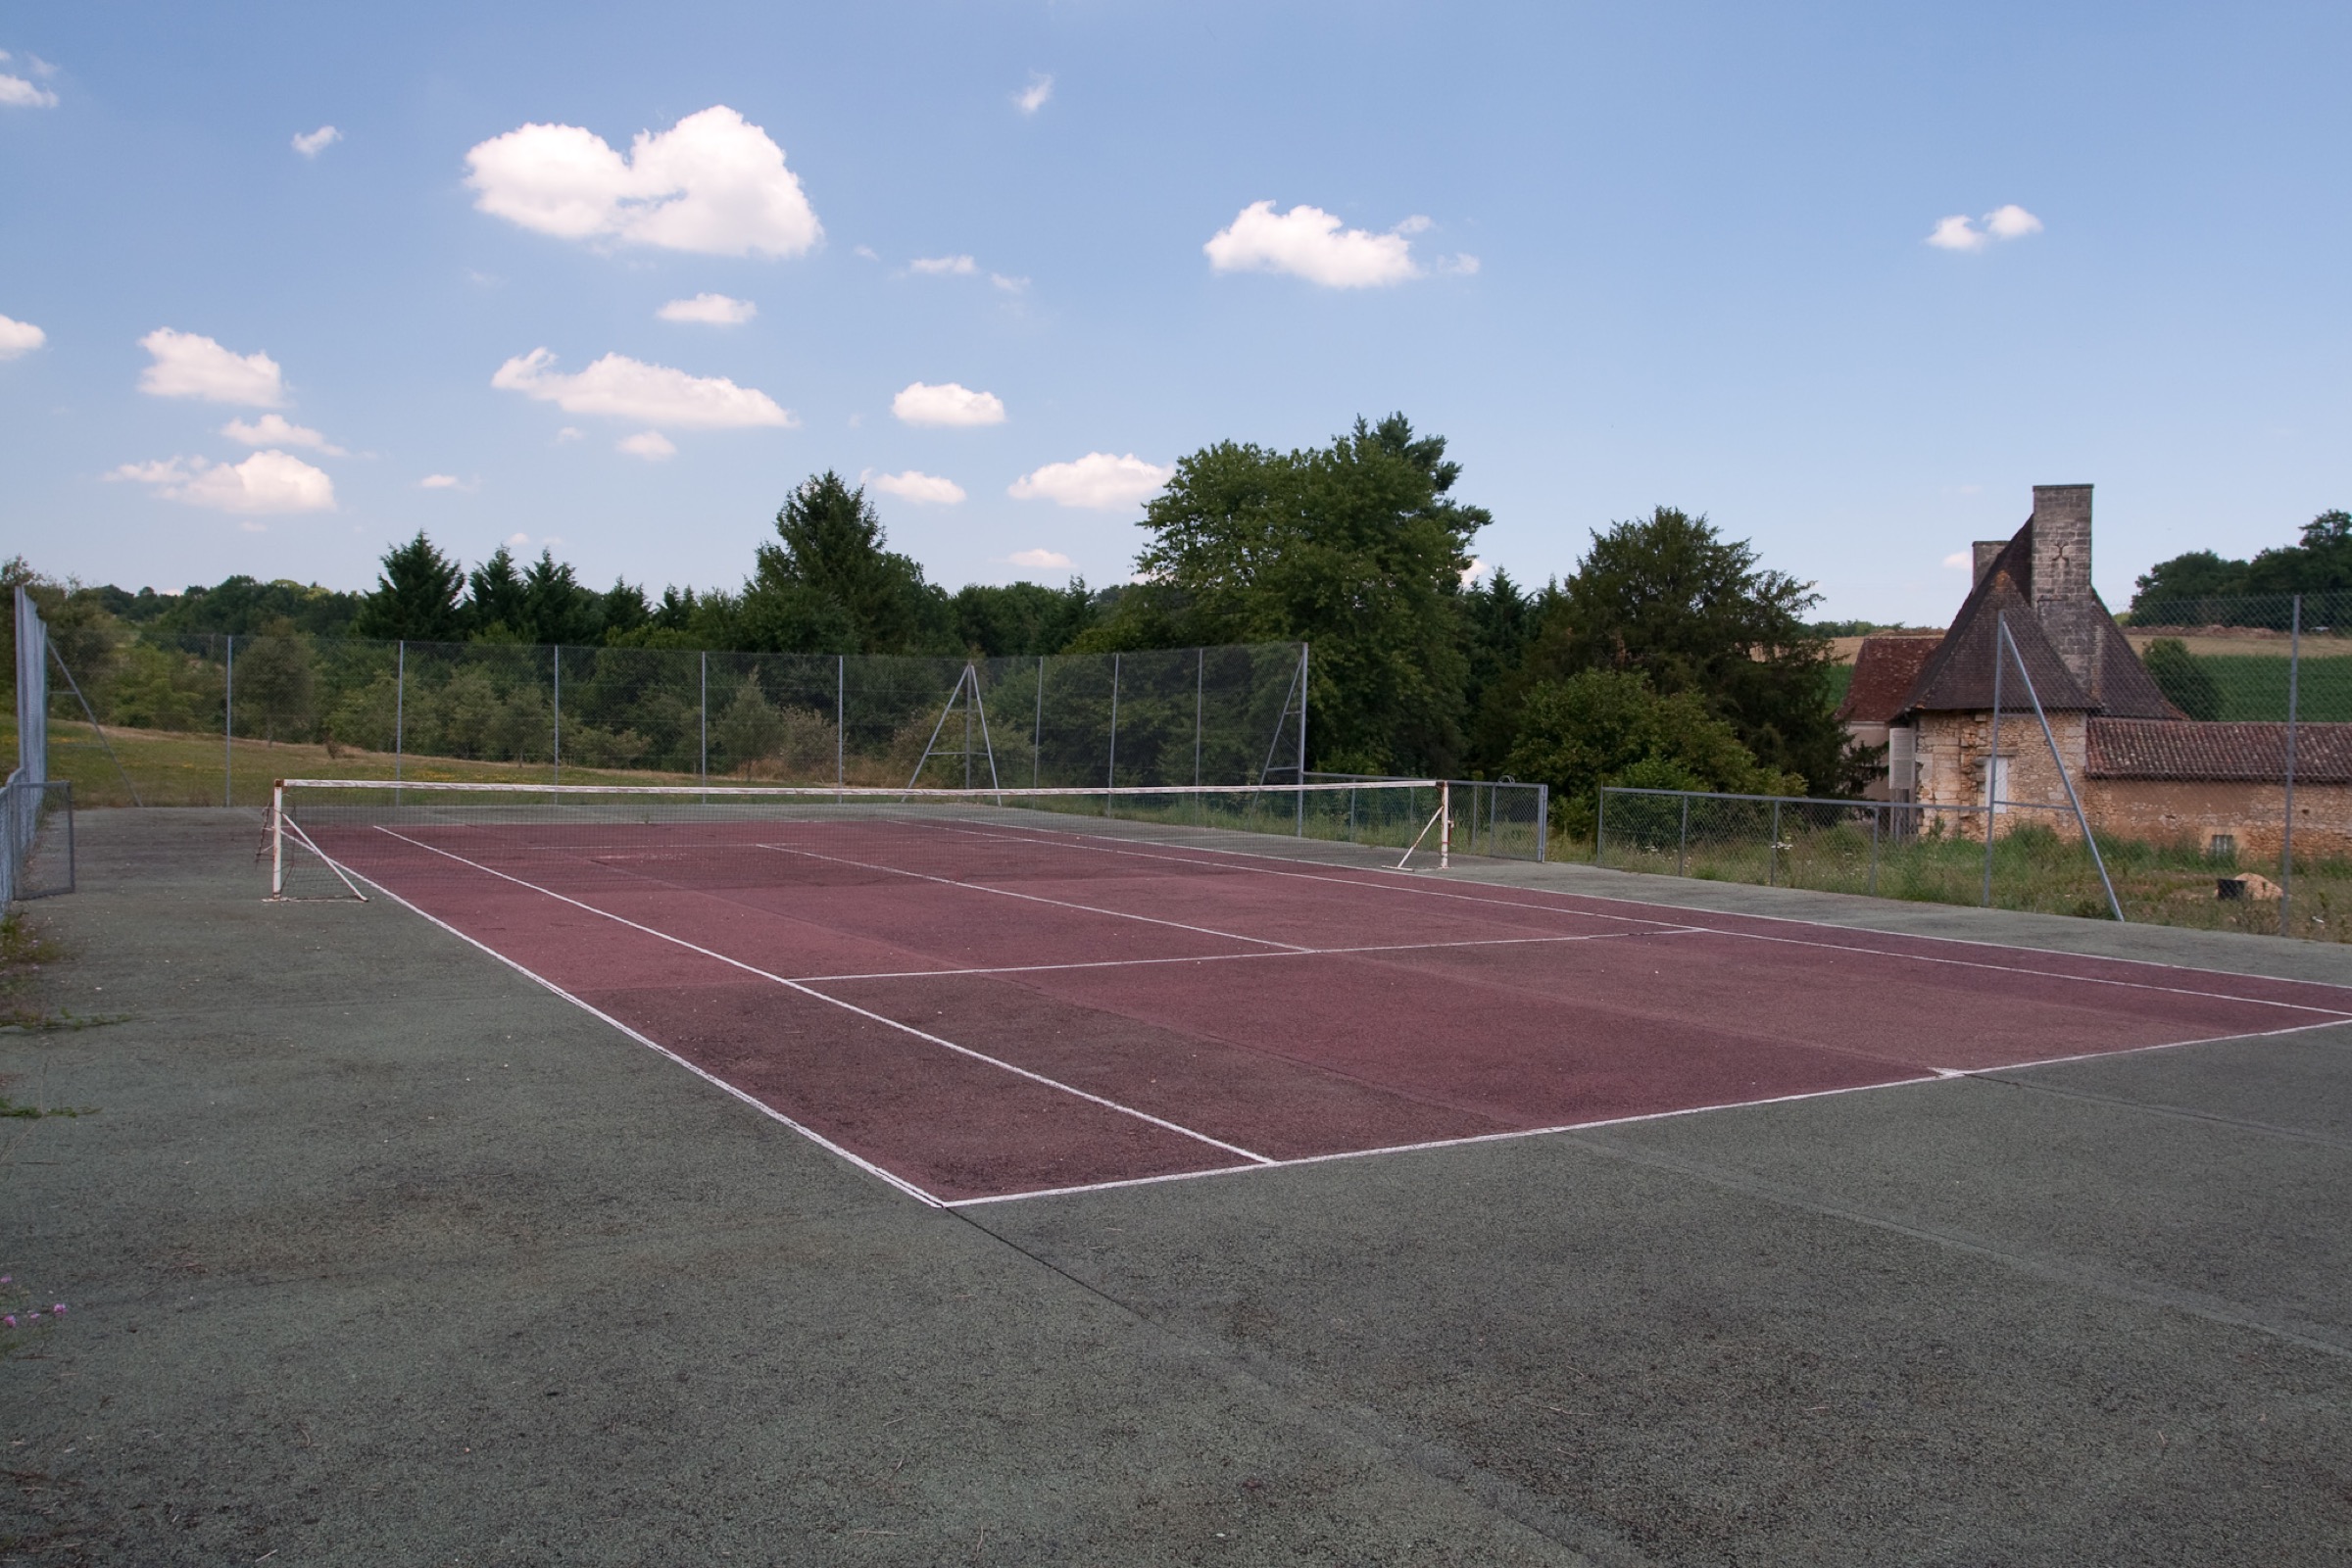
[419,474,470,490]
[617,430,677,461]
[0,315,45,359]
[909,254,977,275]
[465,105,821,259]
[491,348,795,429]
[1927,205,2043,252]
[657,292,757,324]
[1942,550,1973,569]
[1204,201,1429,288]
[221,414,343,455]
[1007,548,1072,569]
[138,328,286,407]
[871,469,966,505]
[0,52,57,109]
[1014,74,1053,115]
[1008,452,1171,510]
[892,380,1005,427]
[110,451,335,514]
[292,125,340,158]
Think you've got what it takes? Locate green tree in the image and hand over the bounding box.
[949,580,1097,656]
[1501,668,1800,837]
[1494,508,1847,792]
[712,677,786,772]
[2129,550,2252,621]
[1097,414,1487,773]
[353,533,466,642]
[2140,638,2221,720]
[466,547,529,638]
[752,472,950,654]
[231,619,318,743]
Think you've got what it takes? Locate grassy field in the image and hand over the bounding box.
[1594,816,2350,941]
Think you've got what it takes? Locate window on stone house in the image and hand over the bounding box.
[2208,833,2236,859]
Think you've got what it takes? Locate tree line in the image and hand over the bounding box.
[2129,510,2352,624]
[9,413,1861,821]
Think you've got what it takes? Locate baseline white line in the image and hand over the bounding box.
[950,1014,2352,1209]
[337,868,944,1206]
[751,840,1313,954]
[370,828,1276,1167]
[948,1074,1936,1207]
[917,821,2352,1017]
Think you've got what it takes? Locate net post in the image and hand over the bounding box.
[1440,780,1450,869]
[223,633,234,808]
[270,780,285,897]
[2282,594,2300,935]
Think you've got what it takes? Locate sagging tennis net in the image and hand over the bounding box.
[265,776,1475,900]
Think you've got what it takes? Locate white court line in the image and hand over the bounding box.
[370,827,1276,1169]
[949,1013,2352,1209]
[918,820,2352,1018]
[751,839,1313,955]
[790,927,1690,985]
[336,868,945,1206]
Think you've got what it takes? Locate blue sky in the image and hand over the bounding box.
[2,1,2346,623]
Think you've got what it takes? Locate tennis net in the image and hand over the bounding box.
[265,776,1492,900]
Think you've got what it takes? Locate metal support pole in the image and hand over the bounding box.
[394,641,405,793]
[1296,644,1308,836]
[962,666,974,790]
[1868,804,1881,896]
[1593,787,1606,864]
[836,654,846,788]
[1998,617,2125,923]
[1194,647,1204,788]
[1032,655,1045,788]
[270,782,284,896]
[699,652,708,799]
[1678,792,1690,876]
[1983,610,2005,907]
[1439,780,1450,870]
[1105,653,1120,815]
[47,643,139,807]
[1768,797,1780,887]
[552,646,562,786]
[2283,595,2301,934]
[223,634,234,807]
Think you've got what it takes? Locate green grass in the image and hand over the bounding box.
[2184,654,2352,721]
[1594,817,2352,941]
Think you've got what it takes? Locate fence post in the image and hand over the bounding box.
[836,654,846,788]
[1593,788,1607,864]
[1983,609,2005,907]
[394,641,406,794]
[223,634,234,808]
[1768,797,1780,887]
[2283,594,2301,935]
[1296,644,1308,835]
[1678,792,1690,876]
[1194,647,1204,788]
[1533,785,1545,862]
[1032,655,1044,788]
[552,646,562,786]
[699,651,708,800]
[1105,652,1120,815]
[1868,803,1881,896]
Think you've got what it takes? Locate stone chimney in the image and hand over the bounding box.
[2029,483,2099,688]
[1971,541,2005,585]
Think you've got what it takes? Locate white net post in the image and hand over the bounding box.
[1440,779,1451,870]
[270,781,285,897]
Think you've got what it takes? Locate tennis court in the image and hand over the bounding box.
[275,781,2352,1207]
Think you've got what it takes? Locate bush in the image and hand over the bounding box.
[2141,638,2221,720]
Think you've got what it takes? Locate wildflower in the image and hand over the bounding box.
[2,1316,14,1329]
[50,1304,64,1315]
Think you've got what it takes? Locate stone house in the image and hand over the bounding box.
[1843,484,2352,857]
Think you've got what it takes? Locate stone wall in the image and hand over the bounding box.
[2081,780,2352,861]
[1913,710,2089,840]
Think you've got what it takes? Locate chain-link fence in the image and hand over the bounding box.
[1308,772,1549,861]
[9,625,1312,809]
[6,589,74,902]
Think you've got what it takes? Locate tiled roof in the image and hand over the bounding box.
[1896,520,2179,718]
[1837,634,1943,724]
[2086,718,2352,782]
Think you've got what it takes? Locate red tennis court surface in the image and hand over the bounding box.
[315,814,2352,1205]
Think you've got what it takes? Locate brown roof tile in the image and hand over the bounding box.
[2086,718,2352,782]
[1838,634,1943,723]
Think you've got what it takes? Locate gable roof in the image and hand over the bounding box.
[1896,521,2179,718]
[1837,633,1943,724]
[2088,719,2352,783]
